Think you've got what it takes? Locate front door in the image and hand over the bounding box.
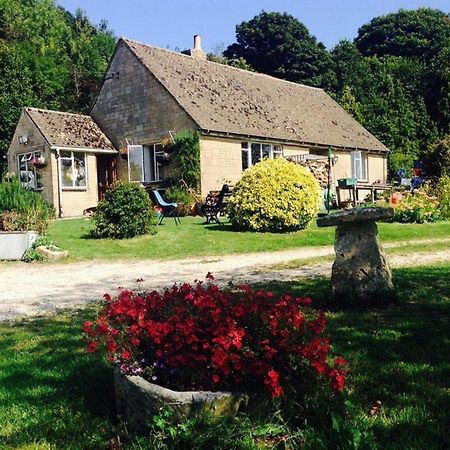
[97,155,117,200]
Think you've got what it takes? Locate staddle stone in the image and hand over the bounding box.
[317,207,394,303]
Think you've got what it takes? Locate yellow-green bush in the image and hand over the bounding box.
[228,158,320,232]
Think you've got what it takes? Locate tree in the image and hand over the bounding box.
[224,11,333,88]
[0,0,116,176]
[355,8,450,61]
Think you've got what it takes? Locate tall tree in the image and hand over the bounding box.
[355,8,450,61]
[224,11,333,88]
[0,0,116,175]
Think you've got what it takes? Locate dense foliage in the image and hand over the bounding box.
[0,0,116,175]
[91,182,156,239]
[0,176,54,233]
[164,185,196,216]
[228,158,320,232]
[434,175,450,220]
[172,130,200,190]
[423,135,450,179]
[226,8,450,177]
[83,276,347,400]
[224,11,333,87]
[392,189,441,224]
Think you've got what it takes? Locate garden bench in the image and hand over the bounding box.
[201,184,233,224]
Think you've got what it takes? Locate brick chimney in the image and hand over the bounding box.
[182,35,207,60]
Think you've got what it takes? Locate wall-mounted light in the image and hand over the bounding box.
[18,135,28,145]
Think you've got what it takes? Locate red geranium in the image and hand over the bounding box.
[83,277,347,398]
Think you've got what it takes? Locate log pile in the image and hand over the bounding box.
[288,158,330,187]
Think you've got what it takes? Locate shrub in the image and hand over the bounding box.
[0,176,54,233]
[91,182,157,239]
[228,158,321,232]
[164,185,196,216]
[21,236,63,262]
[435,175,450,220]
[83,276,347,401]
[392,190,441,223]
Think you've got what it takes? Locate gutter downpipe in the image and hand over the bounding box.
[54,149,63,217]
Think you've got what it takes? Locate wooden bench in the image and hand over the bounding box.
[201,184,233,224]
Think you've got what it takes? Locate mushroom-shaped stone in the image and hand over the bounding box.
[317,207,394,304]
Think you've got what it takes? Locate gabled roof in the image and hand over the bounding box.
[123,38,389,153]
[26,107,115,151]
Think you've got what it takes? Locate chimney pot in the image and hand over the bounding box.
[194,35,201,50]
[188,34,207,60]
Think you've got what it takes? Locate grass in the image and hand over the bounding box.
[42,217,450,262]
[267,239,450,271]
[0,263,449,449]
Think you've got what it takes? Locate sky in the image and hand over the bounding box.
[56,0,449,52]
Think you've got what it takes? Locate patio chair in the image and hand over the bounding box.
[201,184,232,224]
[152,190,181,225]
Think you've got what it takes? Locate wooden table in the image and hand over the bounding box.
[336,183,391,206]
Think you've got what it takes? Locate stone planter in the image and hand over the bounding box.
[114,368,250,433]
[0,231,39,260]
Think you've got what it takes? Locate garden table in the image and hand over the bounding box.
[317,207,394,303]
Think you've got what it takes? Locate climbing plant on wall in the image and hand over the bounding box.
[173,130,200,189]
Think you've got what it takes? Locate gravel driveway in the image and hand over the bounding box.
[0,243,448,321]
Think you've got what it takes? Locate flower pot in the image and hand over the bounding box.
[0,231,39,260]
[337,178,358,187]
[114,368,250,433]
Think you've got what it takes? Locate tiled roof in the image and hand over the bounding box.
[123,38,389,152]
[26,107,115,151]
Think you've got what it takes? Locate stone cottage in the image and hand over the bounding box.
[8,35,389,217]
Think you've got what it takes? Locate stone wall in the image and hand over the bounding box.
[91,41,197,182]
[199,136,242,196]
[7,111,54,207]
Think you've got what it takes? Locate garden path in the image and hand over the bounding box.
[0,239,448,321]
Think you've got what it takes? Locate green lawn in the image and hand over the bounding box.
[1,264,448,449]
[44,217,450,261]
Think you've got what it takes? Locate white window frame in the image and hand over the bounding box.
[59,151,87,190]
[351,150,368,181]
[241,142,283,171]
[17,151,43,190]
[127,144,161,183]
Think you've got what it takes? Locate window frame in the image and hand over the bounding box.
[127,144,162,183]
[351,150,368,182]
[17,151,43,190]
[241,141,283,171]
[59,151,88,190]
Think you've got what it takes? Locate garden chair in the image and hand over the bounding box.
[152,190,181,225]
[201,184,232,224]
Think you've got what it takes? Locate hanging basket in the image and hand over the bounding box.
[32,157,47,168]
[156,152,172,165]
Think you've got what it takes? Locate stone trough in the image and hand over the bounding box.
[317,207,394,304]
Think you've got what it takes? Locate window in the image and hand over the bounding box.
[351,151,368,181]
[60,151,87,189]
[127,144,161,183]
[17,151,43,190]
[241,142,283,170]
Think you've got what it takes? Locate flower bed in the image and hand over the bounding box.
[84,275,347,426]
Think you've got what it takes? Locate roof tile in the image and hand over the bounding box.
[124,38,388,152]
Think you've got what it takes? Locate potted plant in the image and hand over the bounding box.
[83,275,347,432]
[0,176,54,260]
[32,155,47,168]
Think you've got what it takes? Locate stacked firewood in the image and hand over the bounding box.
[289,158,330,187]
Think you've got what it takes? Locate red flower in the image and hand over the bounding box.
[121,351,131,360]
[86,341,97,353]
[82,279,348,397]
